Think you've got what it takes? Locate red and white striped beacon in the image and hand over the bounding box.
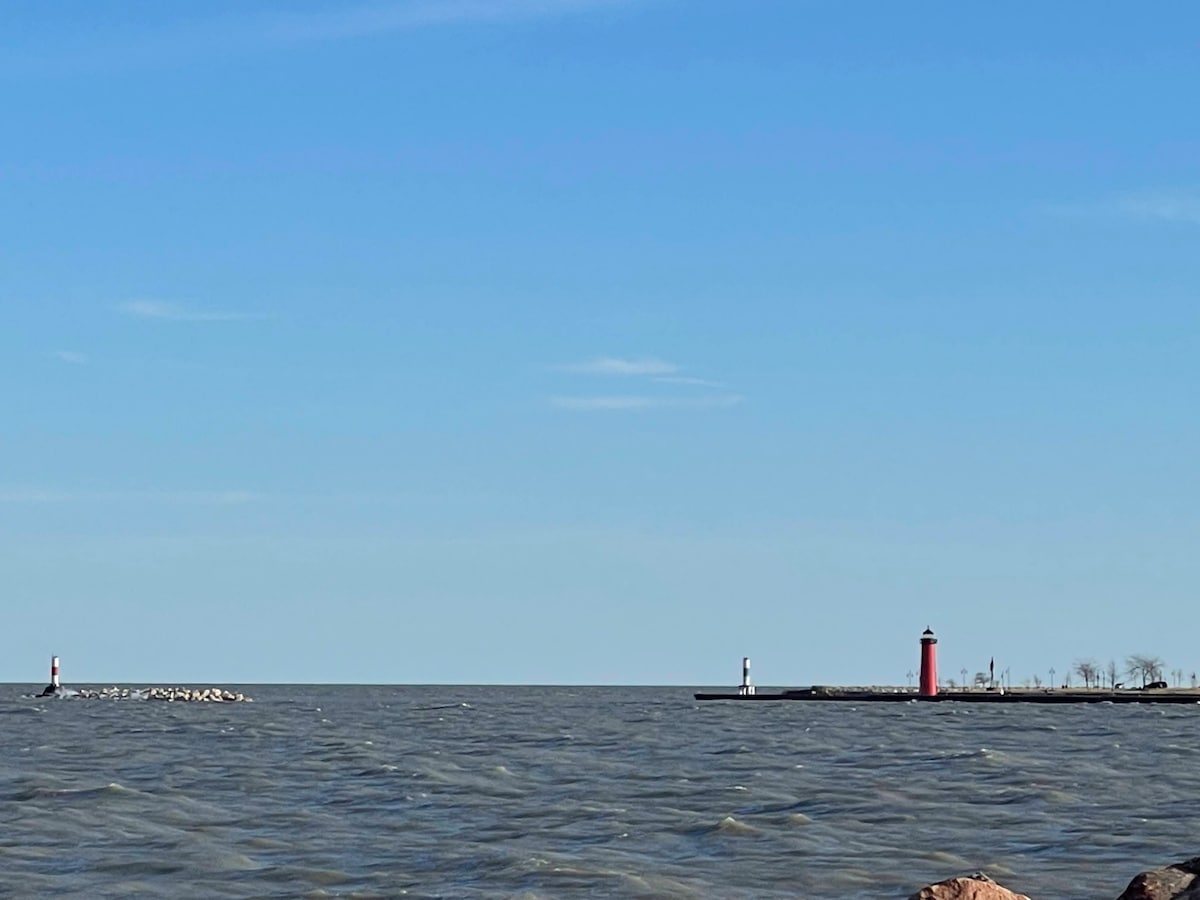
[39,655,63,696]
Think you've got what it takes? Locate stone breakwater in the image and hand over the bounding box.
[68,686,252,702]
[912,857,1200,900]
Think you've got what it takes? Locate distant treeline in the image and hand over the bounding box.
[940,655,1196,691]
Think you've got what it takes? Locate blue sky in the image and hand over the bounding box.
[2,1,1198,685]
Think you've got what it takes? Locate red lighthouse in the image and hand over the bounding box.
[919,628,938,697]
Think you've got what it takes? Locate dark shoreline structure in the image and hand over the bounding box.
[697,628,1200,704]
[694,686,1200,704]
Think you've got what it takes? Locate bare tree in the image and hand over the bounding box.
[1032,674,1043,688]
[1074,660,1099,689]
[1106,660,1119,689]
[1126,655,1148,687]
[1127,655,1166,688]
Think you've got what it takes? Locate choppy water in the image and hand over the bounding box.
[2,685,1198,898]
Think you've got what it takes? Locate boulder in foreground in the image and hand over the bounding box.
[1117,857,1200,900]
[908,873,1031,900]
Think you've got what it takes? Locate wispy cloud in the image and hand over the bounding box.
[653,375,725,388]
[267,0,634,43]
[560,357,679,376]
[1114,191,1200,225]
[158,490,262,505]
[117,301,267,322]
[0,488,261,505]
[551,394,743,411]
[0,489,73,503]
[1045,190,1200,225]
[52,350,89,365]
[551,354,740,410]
[6,0,640,77]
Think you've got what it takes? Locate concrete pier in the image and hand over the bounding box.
[696,628,1200,704]
[694,687,1200,704]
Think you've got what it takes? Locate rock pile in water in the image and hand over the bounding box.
[71,686,252,702]
[911,857,1200,900]
[146,687,250,702]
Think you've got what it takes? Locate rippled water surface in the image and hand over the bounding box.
[3,685,1199,898]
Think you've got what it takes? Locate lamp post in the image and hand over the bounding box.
[1049,667,1056,689]
[906,670,914,688]
[960,667,968,692]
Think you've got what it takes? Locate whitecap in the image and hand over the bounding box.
[713,815,756,835]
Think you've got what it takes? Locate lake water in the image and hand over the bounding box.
[2,685,1196,898]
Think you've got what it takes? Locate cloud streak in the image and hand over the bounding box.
[52,350,89,365]
[550,394,743,411]
[653,375,725,388]
[117,301,267,322]
[1114,191,1200,225]
[6,0,640,77]
[1046,190,1200,225]
[551,354,740,411]
[266,0,634,43]
[0,488,261,505]
[560,357,679,376]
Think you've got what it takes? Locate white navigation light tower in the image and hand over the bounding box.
[738,657,755,695]
[39,655,63,696]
